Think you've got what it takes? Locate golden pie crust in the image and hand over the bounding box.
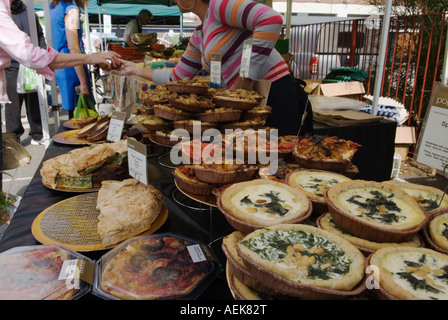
[237,224,366,292]
[152,104,192,121]
[370,246,448,300]
[219,179,311,228]
[326,180,427,233]
[318,213,423,253]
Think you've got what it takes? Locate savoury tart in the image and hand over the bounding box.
[369,246,448,300]
[153,104,192,121]
[169,93,215,113]
[222,231,282,298]
[237,224,366,299]
[287,169,352,214]
[241,106,272,121]
[317,213,423,255]
[173,120,216,135]
[173,166,213,196]
[165,78,209,95]
[292,135,360,171]
[193,162,258,185]
[383,180,448,213]
[218,179,312,233]
[325,180,428,243]
[426,209,448,252]
[129,114,172,131]
[196,108,242,123]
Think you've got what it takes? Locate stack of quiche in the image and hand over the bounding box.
[130,78,271,146]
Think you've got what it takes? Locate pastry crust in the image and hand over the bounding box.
[370,246,448,300]
[383,180,448,212]
[219,179,311,227]
[429,212,448,251]
[318,213,423,253]
[326,180,427,232]
[237,224,366,292]
[96,179,164,245]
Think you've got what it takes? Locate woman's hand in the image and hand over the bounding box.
[90,51,122,69]
[110,59,139,76]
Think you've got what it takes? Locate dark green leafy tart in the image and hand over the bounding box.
[236,224,366,298]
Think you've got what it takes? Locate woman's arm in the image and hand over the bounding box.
[65,8,89,95]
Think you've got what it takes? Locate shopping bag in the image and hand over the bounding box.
[73,94,99,118]
[16,64,39,93]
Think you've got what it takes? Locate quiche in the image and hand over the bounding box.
[325,180,428,242]
[0,246,78,300]
[153,104,192,121]
[129,114,172,131]
[286,170,351,214]
[222,231,281,298]
[383,180,448,212]
[237,224,366,297]
[193,161,258,184]
[428,211,448,251]
[318,213,423,254]
[99,234,217,300]
[139,85,171,106]
[370,246,448,300]
[173,165,213,196]
[218,179,311,230]
[292,135,360,171]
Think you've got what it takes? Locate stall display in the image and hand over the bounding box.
[2,77,448,302]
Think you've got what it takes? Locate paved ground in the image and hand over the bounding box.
[1,106,69,199]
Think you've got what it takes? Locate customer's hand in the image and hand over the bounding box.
[90,51,122,69]
[110,59,138,76]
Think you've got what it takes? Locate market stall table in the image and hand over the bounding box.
[0,124,235,300]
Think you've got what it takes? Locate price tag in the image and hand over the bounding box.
[107,110,126,142]
[239,39,253,79]
[127,137,148,185]
[210,53,222,88]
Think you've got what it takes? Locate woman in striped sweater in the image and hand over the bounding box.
[114,0,313,136]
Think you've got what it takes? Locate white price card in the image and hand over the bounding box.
[187,244,207,263]
[127,137,148,185]
[107,110,126,142]
[210,53,222,87]
[239,39,253,79]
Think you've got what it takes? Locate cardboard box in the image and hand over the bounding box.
[395,126,416,160]
[305,80,365,100]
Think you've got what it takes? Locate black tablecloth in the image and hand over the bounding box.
[0,125,236,300]
[0,119,397,301]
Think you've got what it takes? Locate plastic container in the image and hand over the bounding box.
[92,233,222,300]
[0,245,93,300]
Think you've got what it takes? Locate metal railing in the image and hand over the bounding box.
[289,13,447,140]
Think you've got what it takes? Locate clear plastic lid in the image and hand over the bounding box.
[93,233,222,300]
[0,245,93,300]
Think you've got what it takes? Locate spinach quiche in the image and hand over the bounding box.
[383,180,448,212]
[318,213,423,254]
[218,179,312,232]
[370,246,448,300]
[286,169,351,214]
[428,211,448,252]
[237,224,366,298]
[325,180,428,242]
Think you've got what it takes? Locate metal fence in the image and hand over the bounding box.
[289,13,447,137]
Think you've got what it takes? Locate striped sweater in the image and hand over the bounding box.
[152,0,290,89]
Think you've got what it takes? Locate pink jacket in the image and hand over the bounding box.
[0,0,58,103]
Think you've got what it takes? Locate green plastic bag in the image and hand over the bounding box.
[73,95,99,119]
